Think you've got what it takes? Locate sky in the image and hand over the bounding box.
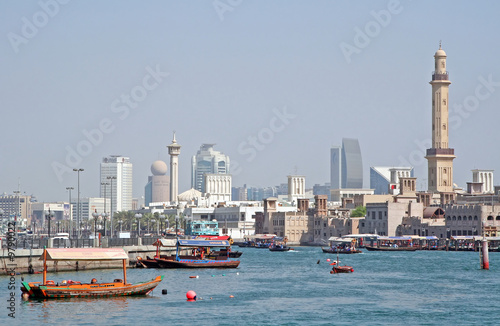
[1,0,500,203]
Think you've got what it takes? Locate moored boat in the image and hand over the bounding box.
[21,248,163,299]
[322,237,362,254]
[154,239,240,269]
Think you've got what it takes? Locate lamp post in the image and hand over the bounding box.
[73,168,84,238]
[45,209,54,238]
[101,182,109,235]
[135,213,142,237]
[102,213,108,237]
[92,210,101,240]
[175,215,179,238]
[159,214,165,235]
[107,176,116,238]
[66,187,74,237]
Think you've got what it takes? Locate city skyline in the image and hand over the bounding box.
[2,1,500,202]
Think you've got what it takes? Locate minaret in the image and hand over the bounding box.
[425,43,456,193]
[167,132,181,203]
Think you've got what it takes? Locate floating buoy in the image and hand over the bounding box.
[162,289,168,295]
[330,270,334,274]
[189,275,199,279]
[350,268,354,272]
[186,290,197,301]
[326,259,331,262]
[236,272,239,275]
[229,295,234,298]
[21,293,30,300]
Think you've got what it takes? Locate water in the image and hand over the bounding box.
[2,247,499,325]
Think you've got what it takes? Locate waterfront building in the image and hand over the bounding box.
[100,155,133,212]
[370,166,414,195]
[425,44,456,195]
[144,160,170,206]
[191,144,230,193]
[288,175,306,203]
[0,193,33,231]
[31,202,71,235]
[443,203,500,237]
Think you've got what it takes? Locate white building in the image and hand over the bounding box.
[205,174,232,206]
[100,155,133,212]
[472,169,494,193]
[288,175,306,203]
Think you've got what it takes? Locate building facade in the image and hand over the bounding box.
[370,166,413,195]
[191,144,230,193]
[100,155,133,212]
[472,169,494,194]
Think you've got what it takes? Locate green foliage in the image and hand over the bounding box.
[350,206,366,217]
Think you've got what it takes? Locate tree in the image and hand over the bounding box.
[350,206,366,217]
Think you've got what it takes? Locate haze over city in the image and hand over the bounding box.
[1,0,500,202]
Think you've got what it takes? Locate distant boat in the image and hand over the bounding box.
[21,248,163,299]
[322,237,362,254]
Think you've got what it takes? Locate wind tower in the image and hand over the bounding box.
[425,43,456,196]
[167,132,181,204]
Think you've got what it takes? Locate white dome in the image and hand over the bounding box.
[151,160,168,175]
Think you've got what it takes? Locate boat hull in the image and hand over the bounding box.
[21,276,163,299]
[332,266,354,273]
[269,247,291,252]
[365,246,417,251]
[156,258,240,269]
[322,248,362,254]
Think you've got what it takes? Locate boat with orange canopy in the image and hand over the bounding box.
[21,247,163,299]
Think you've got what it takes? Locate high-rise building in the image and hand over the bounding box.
[330,138,363,190]
[100,155,133,213]
[330,146,342,189]
[191,144,230,193]
[145,160,170,206]
[425,44,455,193]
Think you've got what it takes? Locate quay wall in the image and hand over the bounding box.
[0,246,179,275]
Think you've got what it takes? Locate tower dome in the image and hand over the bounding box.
[151,160,168,175]
[434,44,446,57]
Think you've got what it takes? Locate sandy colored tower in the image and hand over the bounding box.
[167,132,181,203]
[425,44,456,193]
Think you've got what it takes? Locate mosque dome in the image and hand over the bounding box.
[151,160,168,176]
[435,46,446,57]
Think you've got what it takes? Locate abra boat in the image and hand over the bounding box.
[322,237,362,254]
[154,239,240,269]
[21,248,163,299]
[330,251,354,274]
[365,236,418,251]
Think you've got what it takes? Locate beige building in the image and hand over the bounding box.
[426,45,456,193]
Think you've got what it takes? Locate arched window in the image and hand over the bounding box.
[457,216,462,221]
[452,216,456,221]
[487,216,494,221]
[469,216,473,221]
[474,216,478,221]
[496,216,500,221]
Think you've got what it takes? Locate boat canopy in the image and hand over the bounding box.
[153,239,178,247]
[342,234,378,238]
[378,236,413,241]
[328,237,355,243]
[178,239,231,247]
[40,248,129,261]
[251,234,276,240]
[451,236,474,240]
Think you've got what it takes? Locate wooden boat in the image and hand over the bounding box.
[269,244,292,251]
[364,246,418,251]
[322,237,362,254]
[154,239,240,269]
[21,248,163,299]
[330,251,354,274]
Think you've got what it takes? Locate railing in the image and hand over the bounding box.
[432,71,449,81]
[426,148,455,156]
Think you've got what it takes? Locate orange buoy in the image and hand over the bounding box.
[186,290,197,301]
[189,275,198,278]
[229,295,234,298]
[326,259,331,262]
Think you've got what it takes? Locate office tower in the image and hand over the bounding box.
[330,146,342,189]
[191,144,230,193]
[341,138,363,188]
[425,44,455,193]
[100,155,133,212]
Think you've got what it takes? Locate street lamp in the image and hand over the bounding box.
[135,213,142,237]
[107,176,117,238]
[73,168,84,238]
[92,210,101,240]
[66,187,74,237]
[175,215,179,238]
[45,209,54,238]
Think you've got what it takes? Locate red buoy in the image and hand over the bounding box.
[186,290,197,301]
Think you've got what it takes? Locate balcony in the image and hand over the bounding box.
[426,148,455,156]
[432,71,449,81]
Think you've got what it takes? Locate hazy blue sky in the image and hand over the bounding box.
[1,0,500,202]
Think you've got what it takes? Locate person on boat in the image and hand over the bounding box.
[91,278,98,284]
